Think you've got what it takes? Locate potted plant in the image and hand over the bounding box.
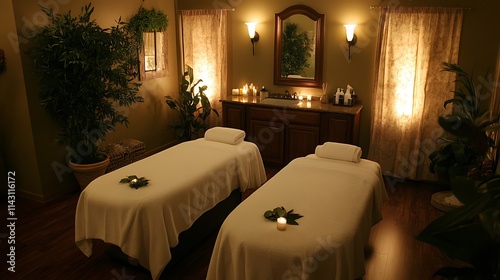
[28,4,142,189]
[429,63,499,185]
[165,66,218,140]
[416,175,500,279]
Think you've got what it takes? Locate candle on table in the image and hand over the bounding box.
[307,95,312,101]
[277,217,287,231]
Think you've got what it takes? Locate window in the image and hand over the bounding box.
[139,31,168,80]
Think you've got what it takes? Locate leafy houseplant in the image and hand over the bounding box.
[29,4,142,187]
[281,22,312,77]
[416,175,500,279]
[165,66,219,140]
[127,7,168,45]
[429,62,499,182]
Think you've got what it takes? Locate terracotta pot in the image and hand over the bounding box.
[69,156,110,191]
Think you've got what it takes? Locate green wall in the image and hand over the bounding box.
[2,0,179,201]
[179,0,500,157]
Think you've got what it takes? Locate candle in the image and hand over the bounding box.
[232,88,239,95]
[277,217,287,231]
[307,95,312,101]
[298,95,303,101]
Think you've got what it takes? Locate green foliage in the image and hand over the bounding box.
[119,175,149,189]
[281,22,312,77]
[165,66,219,140]
[264,206,304,225]
[28,3,142,164]
[429,62,499,180]
[128,7,168,45]
[416,175,500,279]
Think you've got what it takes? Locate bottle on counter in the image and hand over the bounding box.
[344,89,352,106]
[338,89,345,105]
[335,88,341,104]
[260,86,269,99]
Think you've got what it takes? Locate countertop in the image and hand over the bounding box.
[220,95,363,115]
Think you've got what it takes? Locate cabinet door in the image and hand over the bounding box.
[320,113,356,144]
[222,103,246,130]
[286,124,319,162]
[248,119,285,165]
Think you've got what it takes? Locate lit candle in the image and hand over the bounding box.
[307,95,312,101]
[131,179,138,185]
[277,217,287,231]
[298,95,303,101]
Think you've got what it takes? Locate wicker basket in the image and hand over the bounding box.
[102,139,146,172]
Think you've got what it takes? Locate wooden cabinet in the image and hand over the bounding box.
[221,101,361,166]
[320,112,360,145]
[222,103,246,130]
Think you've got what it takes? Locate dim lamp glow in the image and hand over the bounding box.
[344,24,357,42]
[246,22,257,39]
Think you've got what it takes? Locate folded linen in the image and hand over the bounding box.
[205,127,246,145]
[315,142,362,163]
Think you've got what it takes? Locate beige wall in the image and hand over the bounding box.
[4,0,179,200]
[179,0,500,157]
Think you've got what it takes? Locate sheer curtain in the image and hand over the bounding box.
[368,7,464,181]
[180,10,228,128]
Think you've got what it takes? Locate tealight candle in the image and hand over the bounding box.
[277,217,287,231]
[298,95,303,101]
[131,179,138,185]
[307,95,312,101]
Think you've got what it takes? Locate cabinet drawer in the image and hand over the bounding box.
[249,106,320,126]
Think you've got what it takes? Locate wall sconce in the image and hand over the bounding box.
[343,24,357,62]
[245,22,259,55]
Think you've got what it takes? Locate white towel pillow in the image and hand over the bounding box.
[205,127,246,145]
[315,142,362,163]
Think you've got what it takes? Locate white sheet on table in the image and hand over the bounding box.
[75,139,266,280]
[206,156,388,280]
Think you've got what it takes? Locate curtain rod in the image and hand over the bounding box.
[370,6,472,10]
[177,8,235,13]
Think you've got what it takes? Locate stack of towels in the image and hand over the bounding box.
[315,142,362,163]
[204,127,246,145]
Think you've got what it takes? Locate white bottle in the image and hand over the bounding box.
[338,89,345,105]
[344,89,352,105]
[335,88,341,104]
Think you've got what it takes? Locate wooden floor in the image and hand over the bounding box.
[0,169,452,280]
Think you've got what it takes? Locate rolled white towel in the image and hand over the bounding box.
[315,142,362,163]
[205,127,246,145]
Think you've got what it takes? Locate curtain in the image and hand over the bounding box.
[180,10,228,128]
[368,7,464,181]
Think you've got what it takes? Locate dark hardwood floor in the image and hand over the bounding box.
[1,168,452,280]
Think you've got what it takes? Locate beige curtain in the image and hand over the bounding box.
[180,10,228,128]
[368,7,464,181]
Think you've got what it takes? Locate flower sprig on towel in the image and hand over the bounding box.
[119,175,149,189]
[264,206,303,225]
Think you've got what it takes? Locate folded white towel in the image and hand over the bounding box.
[205,127,246,145]
[315,142,362,163]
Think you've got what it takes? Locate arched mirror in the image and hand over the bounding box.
[274,5,324,88]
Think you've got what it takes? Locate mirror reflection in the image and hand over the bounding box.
[274,5,324,88]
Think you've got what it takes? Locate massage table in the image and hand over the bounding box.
[74,128,266,280]
[206,143,388,280]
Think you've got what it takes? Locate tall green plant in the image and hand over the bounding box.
[429,63,499,180]
[29,4,142,164]
[165,66,218,140]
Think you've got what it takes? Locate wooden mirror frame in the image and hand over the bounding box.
[274,5,324,88]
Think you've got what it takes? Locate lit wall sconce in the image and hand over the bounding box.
[343,24,357,62]
[245,22,259,55]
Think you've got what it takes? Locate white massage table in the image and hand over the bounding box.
[207,153,388,280]
[75,136,266,280]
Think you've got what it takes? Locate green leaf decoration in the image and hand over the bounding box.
[263,206,303,225]
[119,175,149,189]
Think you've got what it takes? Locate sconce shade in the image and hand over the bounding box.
[344,24,357,43]
[246,22,257,39]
